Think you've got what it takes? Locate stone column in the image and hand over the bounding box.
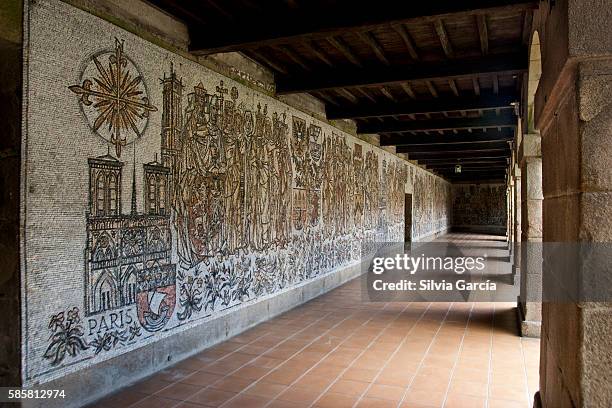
[535,0,612,406]
[512,163,522,282]
[507,177,514,250]
[518,133,542,337]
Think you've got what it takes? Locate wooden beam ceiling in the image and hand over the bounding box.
[404,150,510,159]
[149,0,530,183]
[428,163,508,170]
[397,141,510,153]
[357,111,517,134]
[418,157,510,165]
[275,51,527,94]
[326,91,517,119]
[379,128,514,146]
[185,1,537,55]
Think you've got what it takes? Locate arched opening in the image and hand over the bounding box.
[123,267,138,306]
[96,173,107,216]
[108,173,118,215]
[94,271,116,312]
[147,174,157,214]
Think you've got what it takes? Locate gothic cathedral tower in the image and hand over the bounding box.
[160,64,183,199]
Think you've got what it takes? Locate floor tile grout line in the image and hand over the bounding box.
[128,308,339,407]
[120,319,278,407]
[343,301,436,408]
[439,302,476,408]
[485,301,495,408]
[394,302,455,408]
[216,303,377,408]
[254,301,408,408]
[305,301,423,408]
[519,334,533,408]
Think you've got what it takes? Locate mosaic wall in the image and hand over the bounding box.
[452,184,507,228]
[23,0,450,385]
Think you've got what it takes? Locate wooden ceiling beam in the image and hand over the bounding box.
[417,156,510,164]
[425,80,439,98]
[277,45,311,71]
[336,88,360,103]
[357,111,516,133]
[315,91,340,106]
[249,49,288,74]
[358,31,390,65]
[186,1,537,54]
[477,14,489,55]
[400,82,417,99]
[380,87,397,102]
[354,88,377,103]
[448,79,460,96]
[276,51,527,94]
[326,90,517,119]
[328,37,363,67]
[392,24,419,60]
[379,128,513,146]
[472,77,481,95]
[428,162,508,169]
[397,141,509,153]
[409,150,510,159]
[303,40,334,67]
[434,20,454,58]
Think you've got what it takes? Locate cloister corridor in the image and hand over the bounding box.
[4,1,611,407]
[91,234,539,408]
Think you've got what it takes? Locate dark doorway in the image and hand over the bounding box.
[404,193,412,243]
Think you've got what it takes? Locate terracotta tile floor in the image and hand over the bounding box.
[91,234,540,408]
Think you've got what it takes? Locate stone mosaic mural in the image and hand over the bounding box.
[452,184,507,228]
[23,0,450,385]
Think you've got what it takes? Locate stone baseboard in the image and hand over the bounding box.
[25,262,363,408]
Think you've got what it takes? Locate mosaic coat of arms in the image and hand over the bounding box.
[69,39,157,157]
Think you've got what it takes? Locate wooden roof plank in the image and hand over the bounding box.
[357,110,516,133]
[326,90,517,119]
[276,51,527,93]
[186,0,538,54]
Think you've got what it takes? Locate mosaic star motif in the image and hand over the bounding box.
[69,39,157,157]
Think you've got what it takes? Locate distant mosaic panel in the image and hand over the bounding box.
[452,184,507,227]
[24,0,450,385]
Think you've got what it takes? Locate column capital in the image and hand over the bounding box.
[519,132,541,163]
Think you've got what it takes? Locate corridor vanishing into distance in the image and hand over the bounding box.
[5,1,612,407]
[92,234,539,408]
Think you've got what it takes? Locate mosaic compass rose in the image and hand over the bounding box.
[69,39,157,157]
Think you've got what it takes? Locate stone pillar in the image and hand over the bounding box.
[507,177,514,249]
[535,0,612,406]
[518,133,542,337]
[0,0,23,388]
[512,163,522,280]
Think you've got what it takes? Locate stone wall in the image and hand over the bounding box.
[451,183,507,234]
[535,1,612,406]
[20,0,450,404]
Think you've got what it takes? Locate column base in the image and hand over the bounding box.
[511,265,520,285]
[517,302,542,338]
